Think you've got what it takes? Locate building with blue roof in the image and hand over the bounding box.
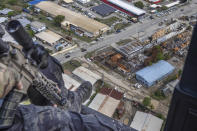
[136,60,175,87]
[28,0,48,5]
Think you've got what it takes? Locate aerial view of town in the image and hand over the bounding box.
[0,0,197,130]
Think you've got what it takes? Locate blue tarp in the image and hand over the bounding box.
[28,0,48,5]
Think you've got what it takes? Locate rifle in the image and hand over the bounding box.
[0,20,66,129]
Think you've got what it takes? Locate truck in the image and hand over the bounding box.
[22,8,30,14]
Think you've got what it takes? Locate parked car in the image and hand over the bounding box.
[134,83,142,89]
[116,29,121,33]
[65,54,70,58]
[81,48,87,52]
[159,22,163,26]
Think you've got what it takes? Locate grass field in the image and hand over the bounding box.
[62,60,81,71]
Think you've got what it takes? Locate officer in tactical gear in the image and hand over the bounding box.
[3,20,90,112]
[0,57,133,131]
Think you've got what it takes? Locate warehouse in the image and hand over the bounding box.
[91,4,116,17]
[31,21,46,32]
[149,0,161,4]
[36,1,110,37]
[0,17,8,24]
[106,0,146,16]
[62,0,73,4]
[72,66,102,86]
[165,1,180,8]
[88,88,123,117]
[130,111,163,131]
[115,41,143,60]
[76,0,90,4]
[0,8,13,15]
[17,18,31,27]
[136,60,175,87]
[35,30,63,46]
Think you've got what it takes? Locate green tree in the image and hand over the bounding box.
[0,3,6,9]
[7,11,15,18]
[58,46,63,51]
[157,113,165,120]
[156,52,164,61]
[150,104,154,110]
[178,69,182,77]
[164,53,171,60]
[143,97,151,107]
[26,24,31,30]
[152,90,166,100]
[134,1,144,9]
[27,29,35,37]
[54,15,65,27]
[7,0,17,5]
[160,6,168,11]
[187,25,192,31]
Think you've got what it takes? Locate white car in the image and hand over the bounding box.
[87,58,91,62]
[135,83,142,89]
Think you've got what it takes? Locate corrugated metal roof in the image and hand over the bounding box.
[99,88,123,100]
[165,1,180,8]
[88,93,120,117]
[88,93,106,111]
[35,30,62,44]
[0,8,13,15]
[136,60,175,86]
[63,0,73,3]
[99,96,120,117]
[31,21,45,29]
[107,0,146,16]
[17,18,31,27]
[130,111,163,131]
[73,66,102,85]
[0,17,8,23]
[36,1,110,35]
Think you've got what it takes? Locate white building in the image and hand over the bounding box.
[17,18,31,27]
[150,4,161,9]
[31,21,46,33]
[130,111,163,131]
[0,17,8,24]
[165,1,180,8]
[76,0,90,4]
[72,66,102,86]
[35,30,62,46]
[107,0,146,16]
[88,93,120,117]
[0,8,13,15]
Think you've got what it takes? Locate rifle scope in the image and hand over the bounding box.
[7,20,34,51]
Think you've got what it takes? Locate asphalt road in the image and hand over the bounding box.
[55,1,197,64]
